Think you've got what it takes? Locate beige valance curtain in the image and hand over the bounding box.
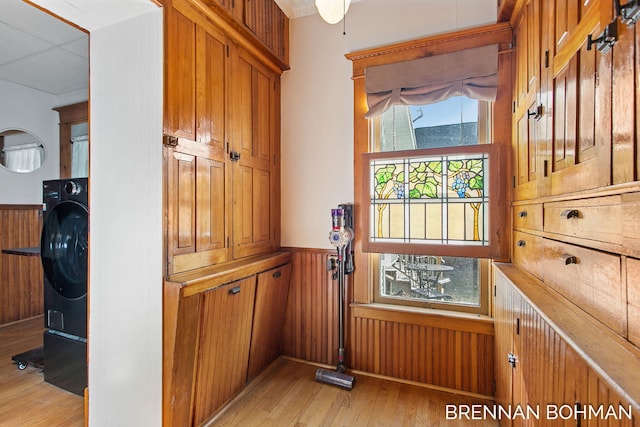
[364,44,499,118]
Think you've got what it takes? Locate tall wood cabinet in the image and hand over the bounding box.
[504,0,640,418]
[162,0,290,425]
[164,0,283,275]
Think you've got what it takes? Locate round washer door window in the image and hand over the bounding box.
[41,201,88,299]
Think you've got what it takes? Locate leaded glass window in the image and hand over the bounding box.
[369,152,489,246]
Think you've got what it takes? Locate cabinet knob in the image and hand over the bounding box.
[228,285,241,295]
[516,240,526,247]
[560,209,579,219]
[272,270,282,278]
[230,151,241,162]
[518,210,528,218]
[561,254,577,265]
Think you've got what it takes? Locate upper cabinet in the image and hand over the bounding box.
[512,0,616,200]
[163,0,285,275]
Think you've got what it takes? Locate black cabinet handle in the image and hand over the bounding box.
[518,210,527,218]
[228,286,241,295]
[516,240,526,247]
[272,270,282,278]
[561,209,579,219]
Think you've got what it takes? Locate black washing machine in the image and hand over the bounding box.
[41,178,88,395]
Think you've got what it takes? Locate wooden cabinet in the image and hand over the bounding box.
[247,263,291,379]
[53,101,88,179]
[163,253,292,427]
[164,0,283,274]
[494,265,639,424]
[511,0,615,200]
[192,276,256,426]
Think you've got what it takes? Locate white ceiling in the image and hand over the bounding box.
[0,0,88,96]
[0,0,358,97]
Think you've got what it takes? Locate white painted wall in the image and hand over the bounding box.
[26,1,162,426]
[88,11,163,426]
[281,0,497,249]
[0,81,59,203]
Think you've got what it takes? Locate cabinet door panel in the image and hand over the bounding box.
[196,157,229,260]
[192,277,256,425]
[550,46,611,195]
[248,263,292,379]
[254,67,273,162]
[196,26,227,152]
[167,151,196,257]
[233,165,273,258]
[167,149,230,274]
[165,9,196,140]
[234,53,254,157]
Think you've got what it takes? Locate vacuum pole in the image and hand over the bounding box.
[315,207,356,390]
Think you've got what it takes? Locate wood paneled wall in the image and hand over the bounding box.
[282,249,337,364]
[282,248,495,397]
[0,205,43,325]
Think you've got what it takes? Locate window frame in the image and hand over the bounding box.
[346,23,513,308]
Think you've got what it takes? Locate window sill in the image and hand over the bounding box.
[350,302,494,335]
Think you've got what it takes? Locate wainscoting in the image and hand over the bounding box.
[282,248,495,397]
[0,205,43,325]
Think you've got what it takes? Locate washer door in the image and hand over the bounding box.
[41,201,88,299]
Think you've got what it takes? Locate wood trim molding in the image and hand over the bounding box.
[166,251,291,297]
[352,303,494,335]
[345,22,513,78]
[0,204,42,210]
[281,246,335,255]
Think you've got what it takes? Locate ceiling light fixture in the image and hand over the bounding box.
[315,0,351,24]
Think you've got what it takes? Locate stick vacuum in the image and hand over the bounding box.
[315,206,356,390]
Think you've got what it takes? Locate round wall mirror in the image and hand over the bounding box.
[0,129,46,173]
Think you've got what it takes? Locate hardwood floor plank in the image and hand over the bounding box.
[0,316,83,427]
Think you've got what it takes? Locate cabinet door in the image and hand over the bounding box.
[247,263,292,379]
[514,100,541,200]
[166,149,230,274]
[165,8,196,141]
[513,0,546,201]
[231,46,277,259]
[192,276,256,425]
[493,273,518,427]
[513,0,541,111]
[550,47,611,195]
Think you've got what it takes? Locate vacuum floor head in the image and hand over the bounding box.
[315,368,356,390]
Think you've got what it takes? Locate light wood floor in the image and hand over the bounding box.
[0,316,83,427]
[1,317,498,426]
[212,358,499,427]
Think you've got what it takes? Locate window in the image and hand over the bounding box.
[366,100,494,312]
[346,23,512,315]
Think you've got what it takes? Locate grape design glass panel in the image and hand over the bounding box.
[370,153,489,246]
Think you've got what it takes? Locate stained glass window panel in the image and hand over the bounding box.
[370,153,489,246]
